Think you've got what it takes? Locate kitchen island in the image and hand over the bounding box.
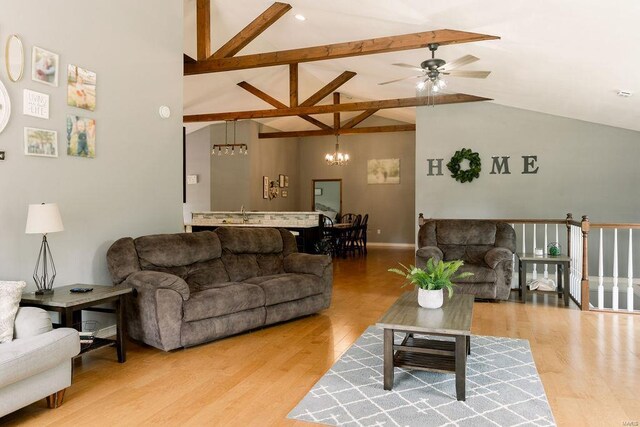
[185,211,322,254]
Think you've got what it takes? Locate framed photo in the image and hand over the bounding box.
[23,89,49,119]
[67,64,97,111]
[66,116,96,158]
[279,174,285,188]
[263,176,269,199]
[314,188,322,196]
[31,46,59,87]
[284,175,289,187]
[24,127,58,157]
[281,190,288,198]
[367,158,400,184]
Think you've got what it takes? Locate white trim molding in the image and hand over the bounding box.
[366,242,414,249]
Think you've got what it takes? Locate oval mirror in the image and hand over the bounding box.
[0,79,11,133]
[5,35,24,82]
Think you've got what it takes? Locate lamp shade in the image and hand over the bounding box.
[25,203,64,234]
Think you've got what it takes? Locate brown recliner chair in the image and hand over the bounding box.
[416,220,516,300]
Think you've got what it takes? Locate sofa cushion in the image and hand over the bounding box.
[13,307,52,340]
[440,245,494,266]
[217,227,283,254]
[0,281,26,344]
[185,258,230,291]
[453,264,497,284]
[256,254,284,276]
[436,220,497,246]
[135,231,222,269]
[106,237,141,284]
[221,251,260,282]
[183,283,265,322]
[248,273,324,306]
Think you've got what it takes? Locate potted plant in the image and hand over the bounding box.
[388,259,473,309]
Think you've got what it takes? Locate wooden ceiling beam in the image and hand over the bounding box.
[236,81,331,130]
[342,109,378,129]
[184,54,197,64]
[333,92,340,132]
[289,63,298,107]
[196,0,211,60]
[183,93,490,122]
[300,71,357,107]
[185,29,499,74]
[211,2,292,59]
[258,124,416,139]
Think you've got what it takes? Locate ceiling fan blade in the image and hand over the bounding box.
[440,55,479,71]
[392,63,424,72]
[378,75,423,86]
[441,70,491,79]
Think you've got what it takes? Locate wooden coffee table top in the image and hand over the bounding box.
[376,291,474,336]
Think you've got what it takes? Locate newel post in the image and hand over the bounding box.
[566,213,573,258]
[580,215,590,310]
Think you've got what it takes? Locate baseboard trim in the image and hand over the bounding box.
[366,243,414,249]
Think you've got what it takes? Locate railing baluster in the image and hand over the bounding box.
[511,223,516,288]
[544,224,549,279]
[532,224,537,279]
[627,229,633,312]
[598,228,604,310]
[613,228,619,311]
[555,224,559,280]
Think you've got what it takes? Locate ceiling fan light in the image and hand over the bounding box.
[416,80,426,90]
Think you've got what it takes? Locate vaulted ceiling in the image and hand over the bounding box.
[183,0,640,134]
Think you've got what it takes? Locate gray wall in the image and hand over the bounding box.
[298,118,416,244]
[208,121,299,212]
[415,102,640,275]
[185,125,211,220]
[0,0,183,289]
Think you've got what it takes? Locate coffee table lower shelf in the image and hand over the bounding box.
[394,336,457,374]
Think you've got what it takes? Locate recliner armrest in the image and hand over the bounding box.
[283,253,332,277]
[485,247,513,269]
[415,246,444,264]
[125,271,190,300]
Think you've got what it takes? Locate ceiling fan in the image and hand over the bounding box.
[378,43,491,92]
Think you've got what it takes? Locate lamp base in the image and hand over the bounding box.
[35,288,54,295]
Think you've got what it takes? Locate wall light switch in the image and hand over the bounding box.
[186,174,198,185]
[0,151,5,161]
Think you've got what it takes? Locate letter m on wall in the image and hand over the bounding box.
[490,156,511,175]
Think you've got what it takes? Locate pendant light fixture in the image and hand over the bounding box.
[212,120,248,157]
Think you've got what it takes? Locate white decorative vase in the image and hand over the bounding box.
[418,288,444,309]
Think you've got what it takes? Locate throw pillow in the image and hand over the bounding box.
[0,281,27,343]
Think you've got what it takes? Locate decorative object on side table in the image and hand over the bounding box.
[547,242,561,256]
[389,259,472,309]
[25,203,64,295]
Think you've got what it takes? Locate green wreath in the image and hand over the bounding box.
[446,148,481,183]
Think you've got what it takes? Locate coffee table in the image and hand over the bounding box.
[21,284,132,363]
[376,291,474,401]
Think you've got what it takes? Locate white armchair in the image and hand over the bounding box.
[0,307,80,417]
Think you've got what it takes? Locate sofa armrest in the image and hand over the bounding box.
[13,307,52,340]
[416,246,444,264]
[125,271,190,301]
[283,253,332,278]
[485,247,513,269]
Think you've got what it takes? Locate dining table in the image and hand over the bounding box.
[323,222,355,257]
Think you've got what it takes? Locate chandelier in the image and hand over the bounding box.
[325,135,350,166]
[212,120,248,157]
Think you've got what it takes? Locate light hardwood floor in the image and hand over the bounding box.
[3,248,639,426]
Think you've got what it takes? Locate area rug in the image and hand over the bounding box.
[288,327,555,426]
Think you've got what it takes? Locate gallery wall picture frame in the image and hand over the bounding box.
[24,127,58,158]
[279,174,285,188]
[5,34,25,82]
[66,115,96,158]
[281,190,288,198]
[67,64,96,111]
[367,158,400,184]
[284,175,289,187]
[263,176,269,199]
[0,79,10,133]
[31,46,59,87]
[23,89,49,119]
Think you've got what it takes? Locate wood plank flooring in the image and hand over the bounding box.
[2,248,639,426]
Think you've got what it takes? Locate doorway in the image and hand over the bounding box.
[312,179,342,222]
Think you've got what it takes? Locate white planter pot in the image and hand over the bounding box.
[418,288,444,309]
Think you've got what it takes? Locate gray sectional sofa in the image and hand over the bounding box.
[106,227,332,351]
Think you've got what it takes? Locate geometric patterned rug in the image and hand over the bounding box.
[288,326,556,426]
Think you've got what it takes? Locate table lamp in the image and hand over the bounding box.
[25,203,64,295]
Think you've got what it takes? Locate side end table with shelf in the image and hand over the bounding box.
[517,253,570,306]
[20,284,132,363]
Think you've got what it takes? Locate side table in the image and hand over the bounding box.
[517,253,570,307]
[21,284,132,363]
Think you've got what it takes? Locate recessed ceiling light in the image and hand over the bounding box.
[294,14,306,21]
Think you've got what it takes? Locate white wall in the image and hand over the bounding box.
[0,0,183,289]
